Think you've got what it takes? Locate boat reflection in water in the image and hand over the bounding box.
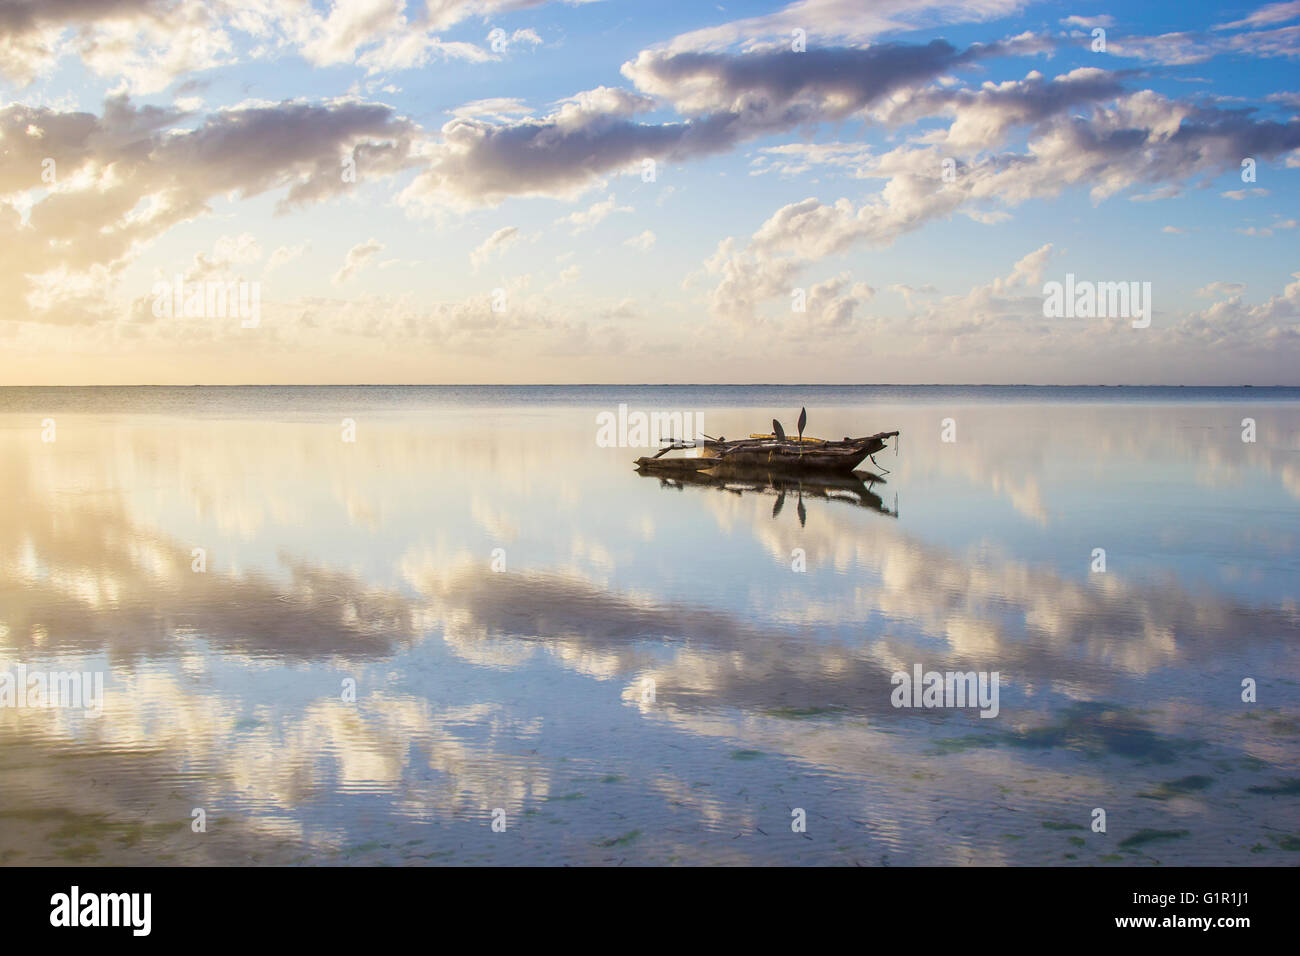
[635,461,897,522]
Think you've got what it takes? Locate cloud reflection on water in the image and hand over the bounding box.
[1,397,1297,864]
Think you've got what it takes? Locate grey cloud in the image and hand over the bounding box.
[0,0,166,33]
[405,38,1033,207]
[401,87,686,207]
[622,39,978,117]
[0,95,417,324]
[868,65,1129,150]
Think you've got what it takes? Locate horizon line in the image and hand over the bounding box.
[1,383,1297,389]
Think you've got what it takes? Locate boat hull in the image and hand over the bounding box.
[699,433,892,475]
[634,430,898,477]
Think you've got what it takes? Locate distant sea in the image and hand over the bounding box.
[2,383,1298,414]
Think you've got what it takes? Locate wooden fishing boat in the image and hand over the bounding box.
[699,431,897,474]
[634,408,899,477]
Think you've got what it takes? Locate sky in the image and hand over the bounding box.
[0,0,1298,385]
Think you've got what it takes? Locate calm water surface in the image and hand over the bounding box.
[1,387,1297,865]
